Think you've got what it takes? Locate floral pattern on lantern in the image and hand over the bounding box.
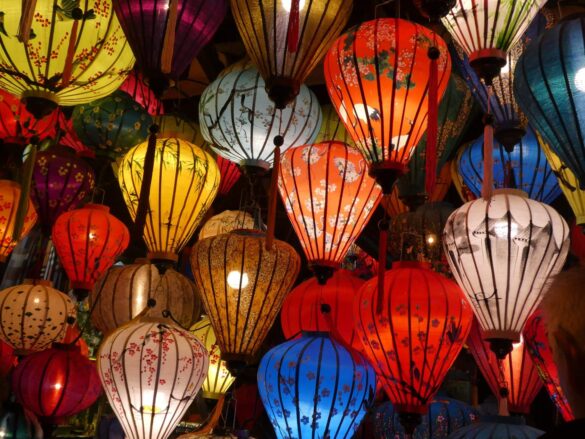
[198,210,255,241]
[0,180,37,262]
[0,90,57,145]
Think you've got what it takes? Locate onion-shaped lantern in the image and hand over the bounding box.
[0,0,135,117]
[443,189,569,358]
[97,316,208,439]
[0,340,15,377]
[279,141,381,282]
[198,210,255,241]
[457,126,562,204]
[0,281,76,354]
[190,230,300,364]
[324,18,451,193]
[119,137,219,262]
[231,0,352,109]
[280,269,364,352]
[119,70,163,116]
[355,261,473,431]
[257,332,376,438]
[191,316,235,400]
[52,203,130,300]
[449,416,543,438]
[199,61,321,171]
[90,261,201,335]
[523,309,574,421]
[0,180,37,262]
[31,147,95,235]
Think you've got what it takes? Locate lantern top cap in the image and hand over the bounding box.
[392,261,432,270]
[492,188,528,198]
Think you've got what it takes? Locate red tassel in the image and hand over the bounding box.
[161,0,178,74]
[287,0,300,53]
[425,46,440,197]
[134,125,159,240]
[266,144,281,250]
[376,218,389,315]
[482,115,494,200]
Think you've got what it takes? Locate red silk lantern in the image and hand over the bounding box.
[467,319,542,414]
[52,204,129,300]
[217,155,241,196]
[523,309,574,421]
[0,339,15,377]
[355,261,473,431]
[119,70,163,116]
[280,269,364,352]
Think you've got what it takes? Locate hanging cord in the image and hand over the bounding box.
[425,35,440,197]
[481,86,495,200]
[266,113,283,250]
[161,0,178,74]
[376,213,390,315]
[134,124,159,241]
[12,136,38,241]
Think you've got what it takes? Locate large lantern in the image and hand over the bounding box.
[0,180,37,262]
[355,261,473,431]
[324,18,451,193]
[190,230,300,364]
[199,61,321,171]
[0,281,76,354]
[278,141,381,282]
[52,204,130,299]
[257,332,376,438]
[443,189,569,358]
[97,316,208,439]
[118,137,219,262]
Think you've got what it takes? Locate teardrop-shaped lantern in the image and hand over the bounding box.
[324,18,451,193]
[278,141,381,282]
[443,189,569,358]
[198,210,255,241]
[0,180,37,262]
[190,230,300,364]
[118,137,220,262]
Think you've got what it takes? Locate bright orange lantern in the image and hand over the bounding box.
[0,180,37,262]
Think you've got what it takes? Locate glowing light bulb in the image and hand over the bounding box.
[141,389,168,414]
[282,0,306,12]
[426,234,437,245]
[575,67,585,92]
[88,232,96,240]
[227,270,249,289]
[493,221,519,239]
[53,383,62,390]
[33,297,40,304]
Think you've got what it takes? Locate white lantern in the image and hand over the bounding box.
[443,188,569,357]
[97,317,209,439]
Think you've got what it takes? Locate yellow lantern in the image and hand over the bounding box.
[190,230,300,364]
[198,210,255,240]
[0,180,37,262]
[0,0,135,116]
[191,316,236,399]
[118,137,220,262]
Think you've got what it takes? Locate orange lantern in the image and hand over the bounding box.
[279,141,382,282]
[0,180,37,262]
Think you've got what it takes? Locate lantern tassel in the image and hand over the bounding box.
[134,125,159,240]
[61,15,81,88]
[376,217,389,315]
[425,45,440,197]
[18,0,37,43]
[12,140,37,242]
[161,0,178,75]
[266,141,282,251]
[287,0,300,53]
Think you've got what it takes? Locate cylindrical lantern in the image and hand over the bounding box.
[119,137,219,262]
[449,416,543,438]
[279,141,382,281]
[90,262,201,335]
[198,210,255,241]
[0,180,37,262]
[119,70,163,116]
[190,230,300,363]
[191,316,235,400]
[324,18,451,193]
[199,61,321,170]
[257,332,376,438]
[443,189,569,357]
[52,204,130,299]
[97,317,209,439]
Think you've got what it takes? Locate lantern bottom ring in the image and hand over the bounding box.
[202,391,224,400]
[266,76,300,110]
[398,411,424,435]
[369,163,407,195]
[240,159,270,175]
[147,251,179,263]
[309,261,339,285]
[468,48,507,85]
[495,126,526,153]
[21,90,59,119]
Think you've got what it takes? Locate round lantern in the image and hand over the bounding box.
[52,203,130,299]
[279,141,382,282]
[0,180,38,262]
[30,147,95,235]
[443,189,569,358]
[191,316,235,399]
[457,126,562,204]
[119,70,163,116]
[199,61,321,171]
[0,281,76,354]
[198,210,255,241]
[118,137,219,262]
[355,261,473,430]
[190,230,300,363]
[523,309,574,421]
[90,261,201,335]
[448,415,543,439]
[257,332,376,438]
[324,18,451,193]
[0,0,135,116]
[72,91,152,160]
[280,269,364,351]
[97,316,208,439]
[0,340,15,377]
[12,344,102,423]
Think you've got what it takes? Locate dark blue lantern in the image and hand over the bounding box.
[257,332,376,438]
[448,415,543,439]
[457,125,562,204]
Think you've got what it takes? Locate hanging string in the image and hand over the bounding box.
[134,124,159,241]
[18,0,37,43]
[425,35,440,197]
[12,137,38,242]
[266,113,283,250]
[61,9,84,88]
[376,215,390,315]
[161,0,178,74]
[286,0,300,53]
[481,86,495,200]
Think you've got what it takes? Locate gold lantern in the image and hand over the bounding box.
[190,230,300,364]
[118,137,220,262]
[198,210,255,241]
[0,180,37,262]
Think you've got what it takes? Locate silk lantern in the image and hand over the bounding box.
[324,18,451,193]
[443,189,569,358]
[449,416,544,439]
[190,230,300,364]
[355,261,473,432]
[97,316,208,439]
[0,281,76,354]
[0,180,37,262]
[257,332,376,438]
[52,203,130,299]
[0,0,135,117]
[523,309,574,421]
[279,141,381,282]
[119,70,163,116]
[198,210,255,241]
[119,137,219,262]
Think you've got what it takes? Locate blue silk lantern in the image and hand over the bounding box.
[257,332,376,438]
[457,125,561,204]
